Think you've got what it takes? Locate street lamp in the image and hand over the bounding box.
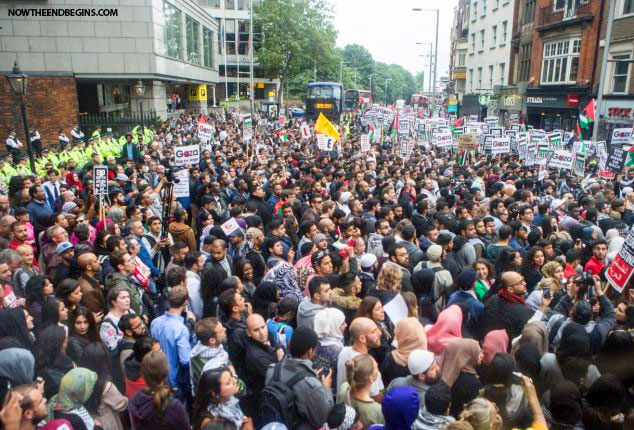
[384,78,392,104]
[413,8,439,116]
[6,62,35,173]
[340,61,349,83]
[368,73,378,98]
[135,80,145,132]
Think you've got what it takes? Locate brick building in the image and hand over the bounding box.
[593,0,634,137]
[0,0,220,147]
[524,0,602,130]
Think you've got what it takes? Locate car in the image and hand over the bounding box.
[290,107,305,117]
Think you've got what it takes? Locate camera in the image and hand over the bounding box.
[164,167,180,183]
[576,271,595,299]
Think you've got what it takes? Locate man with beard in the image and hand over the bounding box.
[77,253,105,321]
[8,384,49,430]
[117,313,148,374]
[386,349,441,407]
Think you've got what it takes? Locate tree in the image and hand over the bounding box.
[254,0,338,103]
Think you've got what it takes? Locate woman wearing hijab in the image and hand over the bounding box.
[440,338,483,418]
[252,282,279,319]
[0,347,35,404]
[380,317,427,386]
[313,308,346,391]
[511,320,549,357]
[47,367,103,430]
[426,305,463,356]
[481,329,509,366]
[544,381,585,430]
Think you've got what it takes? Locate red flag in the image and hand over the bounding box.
[198,114,207,124]
[584,99,595,122]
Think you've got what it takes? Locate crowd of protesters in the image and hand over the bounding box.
[0,107,634,430]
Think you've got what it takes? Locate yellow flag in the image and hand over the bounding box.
[314,113,340,142]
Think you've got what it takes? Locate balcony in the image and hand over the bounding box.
[537,1,593,31]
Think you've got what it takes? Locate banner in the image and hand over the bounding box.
[573,153,586,177]
[174,144,201,166]
[173,169,190,197]
[489,127,503,137]
[314,113,340,142]
[93,166,108,197]
[611,128,633,145]
[360,134,371,152]
[300,123,311,140]
[548,150,574,170]
[491,137,511,155]
[197,122,213,142]
[457,134,477,152]
[606,146,627,173]
[606,225,634,293]
[433,130,453,148]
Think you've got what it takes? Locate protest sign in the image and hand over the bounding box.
[457,134,477,152]
[548,150,574,170]
[433,130,453,148]
[398,119,410,134]
[491,137,511,155]
[93,166,108,197]
[220,217,244,237]
[197,122,213,141]
[300,123,311,139]
[278,116,286,127]
[611,128,633,145]
[606,225,634,293]
[489,127,503,137]
[173,170,190,197]
[174,144,200,166]
[573,153,586,177]
[606,146,627,173]
[360,134,371,152]
[483,135,495,154]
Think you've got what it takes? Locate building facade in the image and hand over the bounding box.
[449,0,469,108]
[198,0,278,103]
[463,0,516,117]
[593,0,634,137]
[525,0,602,130]
[0,0,220,143]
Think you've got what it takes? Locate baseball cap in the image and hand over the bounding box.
[407,349,434,376]
[311,250,330,267]
[56,241,74,255]
[550,199,564,211]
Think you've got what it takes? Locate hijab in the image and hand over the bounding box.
[314,308,345,345]
[440,338,481,387]
[514,343,542,381]
[0,348,35,385]
[481,329,509,366]
[511,320,549,356]
[425,305,463,355]
[65,172,83,193]
[48,368,98,430]
[556,321,590,359]
[392,317,427,367]
[252,281,278,318]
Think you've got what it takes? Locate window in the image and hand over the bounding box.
[623,0,634,15]
[203,27,213,68]
[491,25,497,46]
[483,0,487,15]
[480,29,485,49]
[198,0,220,7]
[489,65,494,87]
[471,33,476,51]
[473,2,478,20]
[163,1,182,59]
[541,38,580,84]
[524,0,535,23]
[238,20,249,55]
[225,19,235,54]
[186,15,200,64]
[478,67,483,89]
[502,21,507,42]
[499,63,505,84]
[238,0,249,9]
[519,42,532,81]
[226,0,235,9]
[613,54,631,93]
[469,69,474,91]
[459,52,466,66]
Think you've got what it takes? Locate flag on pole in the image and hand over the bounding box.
[277,131,287,142]
[314,113,340,142]
[452,117,464,129]
[579,99,595,129]
[625,145,634,168]
[368,123,375,142]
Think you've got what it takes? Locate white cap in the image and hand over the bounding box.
[360,253,377,269]
[407,349,435,376]
[550,198,564,211]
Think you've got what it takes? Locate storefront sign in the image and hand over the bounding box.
[189,84,207,101]
[526,92,584,109]
[500,95,523,110]
[567,95,579,107]
[601,100,634,124]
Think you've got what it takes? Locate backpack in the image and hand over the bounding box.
[259,362,313,428]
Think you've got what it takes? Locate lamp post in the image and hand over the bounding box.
[6,62,35,173]
[384,78,392,104]
[135,80,145,132]
[249,0,255,121]
[413,8,439,115]
[368,73,378,100]
[340,61,349,83]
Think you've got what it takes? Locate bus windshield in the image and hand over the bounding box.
[307,85,342,99]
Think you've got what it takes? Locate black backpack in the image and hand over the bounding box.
[259,362,313,428]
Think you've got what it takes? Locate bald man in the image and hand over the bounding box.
[77,252,105,319]
[244,313,283,424]
[482,271,537,339]
[336,317,385,397]
[0,215,16,248]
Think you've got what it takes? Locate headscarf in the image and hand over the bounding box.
[440,338,481,387]
[65,172,83,193]
[314,308,345,344]
[392,317,427,367]
[525,290,543,311]
[514,343,542,381]
[549,381,583,425]
[0,348,35,385]
[252,282,278,318]
[481,329,509,365]
[48,368,98,429]
[0,308,33,349]
[556,322,590,359]
[511,320,549,356]
[425,305,463,355]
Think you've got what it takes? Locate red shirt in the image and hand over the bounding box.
[564,264,577,281]
[584,256,605,276]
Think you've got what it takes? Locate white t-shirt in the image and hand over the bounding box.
[336,346,384,397]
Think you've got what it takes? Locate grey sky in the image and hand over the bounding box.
[333,0,456,83]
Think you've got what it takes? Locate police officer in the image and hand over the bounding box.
[0,152,17,187]
[5,128,23,159]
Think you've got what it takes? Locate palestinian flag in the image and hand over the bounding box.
[368,123,375,142]
[389,110,399,138]
[198,114,207,124]
[452,117,464,129]
[626,145,634,168]
[579,99,595,130]
[274,198,285,215]
[277,131,287,142]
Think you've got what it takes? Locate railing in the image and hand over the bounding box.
[538,1,592,27]
[78,110,159,135]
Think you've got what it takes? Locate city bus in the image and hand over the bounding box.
[344,89,372,109]
[411,94,429,106]
[305,82,344,122]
